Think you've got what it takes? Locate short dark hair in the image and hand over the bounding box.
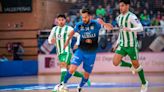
[119,0,130,5]
[57,14,66,19]
[81,8,91,15]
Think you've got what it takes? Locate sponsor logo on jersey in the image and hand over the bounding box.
[82,33,96,38]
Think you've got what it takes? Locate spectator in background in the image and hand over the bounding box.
[66,15,74,26]
[52,17,58,27]
[0,54,8,62]
[151,16,160,26]
[109,15,117,27]
[144,2,149,12]
[149,10,155,20]
[160,16,164,34]
[12,42,24,60]
[106,4,113,16]
[96,5,106,17]
[134,1,142,17]
[156,11,162,21]
[74,12,81,24]
[140,9,151,26]
[90,5,96,15]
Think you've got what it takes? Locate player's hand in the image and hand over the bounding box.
[64,41,69,49]
[73,45,78,50]
[51,38,56,44]
[112,44,118,52]
[104,23,113,31]
[97,18,113,31]
[97,18,105,25]
[123,27,131,31]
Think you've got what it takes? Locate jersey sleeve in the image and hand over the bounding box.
[48,27,56,44]
[129,14,144,32]
[116,16,119,26]
[67,26,74,34]
[74,24,79,32]
[73,32,81,45]
[95,20,102,31]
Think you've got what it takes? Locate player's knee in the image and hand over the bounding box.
[69,69,75,74]
[113,54,122,66]
[60,62,67,68]
[84,72,90,79]
[113,61,119,66]
[113,58,120,66]
[68,65,77,74]
[131,60,140,69]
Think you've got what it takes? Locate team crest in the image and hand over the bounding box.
[80,26,84,29]
[90,26,94,30]
[57,34,62,38]
[135,19,139,23]
[120,25,123,29]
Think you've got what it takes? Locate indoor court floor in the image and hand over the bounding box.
[0,73,164,92]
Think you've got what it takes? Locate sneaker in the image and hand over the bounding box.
[57,83,68,92]
[52,84,60,92]
[87,79,91,86]
[77,86,82,92]
[140,80,148,92]
[130,66,136,75]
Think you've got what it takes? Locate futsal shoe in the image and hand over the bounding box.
[77,86,82,92]
[52,84,60,92]
[140,80,148,92]
[87,79,91,86]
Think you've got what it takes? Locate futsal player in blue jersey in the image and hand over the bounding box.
[57,8,113,92]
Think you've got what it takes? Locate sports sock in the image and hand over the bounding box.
[60,68,67,83]
[73,71,83,78]
[136,65,146,84]
[79,77,88,88]
[64,71,72,83]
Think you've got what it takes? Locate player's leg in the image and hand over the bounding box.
[77,52,96,92]
[58,53,68,83]
[128,47,148,92]
[57,56,82,92]
[77,71,90,92]
[113,46,132,68]
[63,64,79,83]
[66,53,84,78]
[63,49,83,84]
[52,53,68,92]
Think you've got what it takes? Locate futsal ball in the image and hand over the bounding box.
[58,85,69,92]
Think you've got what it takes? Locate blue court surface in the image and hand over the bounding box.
[0,74,164,92]
[0,82,164,91]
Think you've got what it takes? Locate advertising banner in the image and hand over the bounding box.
[38,53,164,74]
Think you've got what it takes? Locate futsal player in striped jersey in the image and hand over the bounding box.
[112,0,148,92]
[48,14,91,92]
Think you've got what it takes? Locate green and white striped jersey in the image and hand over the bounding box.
[48,25,79,55]
[116,11,143,47]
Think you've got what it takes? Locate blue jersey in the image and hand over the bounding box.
[74,20,101,52]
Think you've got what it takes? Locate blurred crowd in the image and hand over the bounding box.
[54,0,163,27]
[44,0,163,53]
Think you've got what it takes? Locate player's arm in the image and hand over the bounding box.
[123,15,144,32]
[48,27,56,44]
[112,34,120,52]
[73,32,80,50]
[97,18,113,31]
[64,30,75,49]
